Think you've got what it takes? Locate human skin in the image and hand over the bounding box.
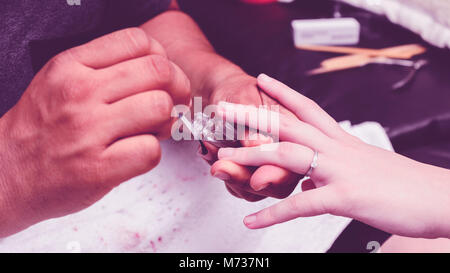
[217,74,450,239]
[142,4,302,202]
[0,28,191,237]
[0,0,299,237]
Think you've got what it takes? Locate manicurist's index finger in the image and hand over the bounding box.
[70,28,166,69]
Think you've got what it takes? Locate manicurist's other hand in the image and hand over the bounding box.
[0,28,191,237]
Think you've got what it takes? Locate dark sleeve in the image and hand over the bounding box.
[104,0,172,30]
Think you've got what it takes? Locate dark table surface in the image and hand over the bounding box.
[179,0,450,252]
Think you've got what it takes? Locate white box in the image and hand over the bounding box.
[292,18,360,46]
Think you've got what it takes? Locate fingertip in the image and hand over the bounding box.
[211,159,252,184]
[212,171,231,181]
[243,214,259,229]
[210,160,230,179]
[252,182,270,192]
[217,147,234,159]
[257,73,272,83]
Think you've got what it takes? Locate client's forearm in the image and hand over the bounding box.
[421,163,450,238]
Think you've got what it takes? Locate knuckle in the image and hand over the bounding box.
[297,97,320,116]
[121,27,150,54]
[279,117,292,133]
[152,92,174,119]
[276,142,291,159]
[45,51,76,85]
[170,62,191,101]
[147,37,167,57]
[304,97,319,110]
[177,66,192,101]
[141,136,162,168]
[288,196,302,212]
[265,206,278,223]
[59,75,94,102]
[45,52,93,102]
[147,55,172,86]
[52,50,75,67]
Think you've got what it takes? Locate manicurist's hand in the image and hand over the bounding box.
[217,74,450,239]
[140,9,302,202]
[0,28,191,237]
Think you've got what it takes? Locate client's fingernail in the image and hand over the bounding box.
[213,171,230,181]
[244,214,257,227]
[218,148,234,159]
[258,73,271,82]
[254,183,270,192]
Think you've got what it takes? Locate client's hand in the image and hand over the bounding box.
[204,73,302,202]
[217,74,450,239]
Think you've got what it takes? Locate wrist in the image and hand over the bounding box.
[0,115,32,237]
[421,165,450,239]
[0,118,15,237]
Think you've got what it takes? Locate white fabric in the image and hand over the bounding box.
[341,0,450,49]
[0,121,393,253]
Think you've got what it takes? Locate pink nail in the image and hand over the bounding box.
[213,171,230,181]
[254,183,270,192]
[244,214,257,227]
[218,148,234,159]
[258,73,271,82]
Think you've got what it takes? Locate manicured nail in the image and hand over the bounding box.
[243,214,257,227]
[213,171,230,181]
[258,73,271,82]
[254,183,270,192]
[218,148,234,159]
